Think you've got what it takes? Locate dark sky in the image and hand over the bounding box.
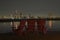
[0,0,60,16]
[0,0,60,33]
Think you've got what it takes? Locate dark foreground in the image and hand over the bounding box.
[0,31,60,40]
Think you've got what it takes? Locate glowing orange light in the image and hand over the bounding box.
[49,20,53,28]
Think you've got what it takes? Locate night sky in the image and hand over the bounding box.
[0,0,60,33]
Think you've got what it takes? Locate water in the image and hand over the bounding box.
[0,21,60,33]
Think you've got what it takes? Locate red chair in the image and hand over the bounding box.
[16,19,26,36]
[37,19,47,34]
[27,19,36,33]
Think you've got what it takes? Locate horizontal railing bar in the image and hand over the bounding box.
[0,18,60,22]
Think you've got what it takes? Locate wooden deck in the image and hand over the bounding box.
[0,31,60,40]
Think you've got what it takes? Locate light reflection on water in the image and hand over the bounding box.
[0,21,60,33]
